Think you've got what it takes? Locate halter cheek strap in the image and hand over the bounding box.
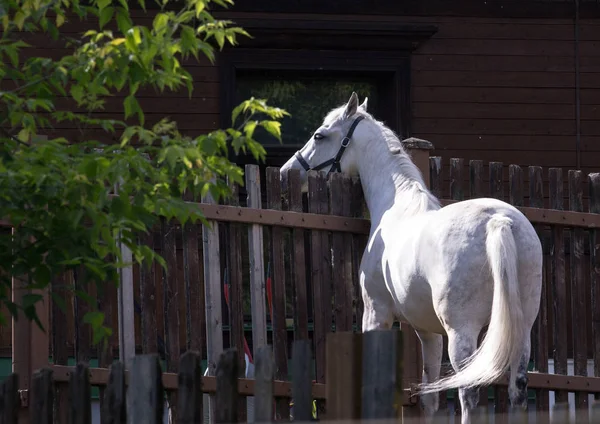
[294,115,364,175]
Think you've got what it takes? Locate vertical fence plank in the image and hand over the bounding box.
[202,184,224,424]
[69,362,91,424]
[127,354,164,424]
[341,175,356,332]
[178,351,203,424]
[529,165,549,413]
[223,178,247,421]
[330,173,353,332]
[351,177,366,330]
[140,230,158,355]
[489,162,504,201]
[569,170,589,423]
[549,168,568,405]
[97,263,117,413]
[182,192,205,356]
[291,340,312,423]
[246,164,268,352]
[101,361,126,424]
[308,170,328,386]
[490,161,508,420]
[30,368,53,424]
[265,168,289,420]
[326,332,362,420]
[161,217,180,422]
[509,164,524,206]
[429,156,442,198]
[362,329,403,420]
[470,160,484,199]
[450,158,464,200]
[51,272,71,423]
[255,346,275,423]
[216,349,239,424]
[0,374,19,424]
[287,169,309,341]
[589,173,600,397]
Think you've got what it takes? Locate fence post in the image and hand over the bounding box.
[326,332,362,420]
[361,329,403,420]
[402,137,434,187]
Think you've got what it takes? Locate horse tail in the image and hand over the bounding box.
[418,213,524,394]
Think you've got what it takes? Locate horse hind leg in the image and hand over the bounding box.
[447,329,480,424]
[508,335,531,409]
[416,330,443,421]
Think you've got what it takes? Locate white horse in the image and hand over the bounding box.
[279,93,543,424]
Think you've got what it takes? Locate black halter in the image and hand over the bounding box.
[294,116,364,175]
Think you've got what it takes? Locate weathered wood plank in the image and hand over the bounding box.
[69,362,92,424]
[101,361,126,424]
[330,173,353,332]
[589,173,600,396]
[182,193,205,355]
[569,170,589,423]
[265,167,289,417]
[340,175,355,332]
[127,354,164,424]
[177,351,203,424]
[351,177,366,329]
[0,374,19,424]
[509,164,524,206]
[308,170,330,386]
[361,329,403,420]
[291,340,312,423]
[489,161,504,201]
[202,185,224,423]
[450,158,464,200]
[51,272,71,423]
[254,346,275,423]
[223,178,247,421]
[30,368,53,424]
[529,165,549,413]
[246,165,268,352]
[161,217,180,422]
[216,349,239,424]
[469,160,485,199]
[286,169,309,341]
[326,332,362,420]
[74,267,93,364]
[140,231,158,355]
[549,168,568,405]
[429,156,442,198]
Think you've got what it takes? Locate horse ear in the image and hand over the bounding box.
[359,97,368,111]
[343,92,359,119]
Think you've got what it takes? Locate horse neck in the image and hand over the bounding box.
[356,130,440,229]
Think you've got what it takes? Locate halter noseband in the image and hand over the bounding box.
[294,116,364,175]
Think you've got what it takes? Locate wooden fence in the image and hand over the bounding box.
[3,330,600,424]
[6,141,600,423]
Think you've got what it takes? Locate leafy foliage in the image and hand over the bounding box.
[0,0,289,341]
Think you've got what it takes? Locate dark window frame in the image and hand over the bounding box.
[219,49,412,166]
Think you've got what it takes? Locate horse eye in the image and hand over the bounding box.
[314,133,325,140]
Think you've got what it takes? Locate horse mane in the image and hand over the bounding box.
[325,106,441,215]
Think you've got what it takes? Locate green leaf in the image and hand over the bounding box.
[98,0,112,10]
[33,265,52,287]
[123,94,143,124]
[83,311,105,329]
[260,120,283,141]
[116,7,132,33]
[99,6,114,28]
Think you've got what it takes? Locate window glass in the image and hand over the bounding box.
[235,71,379,148]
